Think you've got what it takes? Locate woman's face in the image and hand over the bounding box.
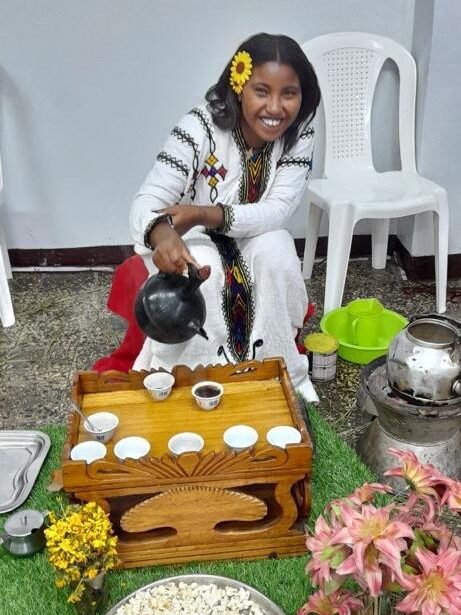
[239,61,302,148]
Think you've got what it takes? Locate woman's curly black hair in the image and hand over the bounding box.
[205,33,321,152]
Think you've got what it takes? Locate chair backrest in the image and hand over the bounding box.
[302,32,417,176]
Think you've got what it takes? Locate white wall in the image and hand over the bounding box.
[398,0,461,256]
[1,0,419,250]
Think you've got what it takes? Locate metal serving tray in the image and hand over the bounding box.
[105,574,286,615]
[0,431,51,514]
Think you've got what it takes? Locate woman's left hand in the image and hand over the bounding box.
[159,205,202,236]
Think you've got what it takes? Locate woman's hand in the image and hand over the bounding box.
[150,223,199,274]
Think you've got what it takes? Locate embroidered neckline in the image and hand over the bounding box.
[233,123,272,158]
[232,123,274,204]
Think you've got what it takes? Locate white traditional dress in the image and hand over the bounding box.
[130,104,318,401]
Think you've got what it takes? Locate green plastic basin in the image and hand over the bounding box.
[320,307,408,365]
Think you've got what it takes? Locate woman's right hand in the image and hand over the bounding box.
[152,231,199,274]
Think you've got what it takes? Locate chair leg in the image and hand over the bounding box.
[433,198,448,314]
[323,207,354,315]
[371,219,390,269]
[302,202,323,279]
[0,245,15,327]
[0,218,12,279]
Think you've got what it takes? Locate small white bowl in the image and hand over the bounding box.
[266,425,302,449]
[84,411,119,443]
[70,441,107,464]
[192,381,224,411]
[168,432,204,456]
[144,372,175,401]
[114,436,151,461]
[223,425,258,452]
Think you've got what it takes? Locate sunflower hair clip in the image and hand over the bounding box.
[229,50,253,95]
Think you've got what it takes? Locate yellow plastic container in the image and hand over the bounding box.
[304,332,339,381]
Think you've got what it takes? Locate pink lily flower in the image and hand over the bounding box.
[306,515,349,589]
[441,478,461,513]
[396,490,439,526]
[333,503,413,596]
[349,483,394,506]
[298,589,363,615]
[396,547,461,615]
[419,520,461,551]
[328,483,393,522]
[385,449,448,501]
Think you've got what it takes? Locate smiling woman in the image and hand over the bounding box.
[239,62,302,148]
[125,33,321,399]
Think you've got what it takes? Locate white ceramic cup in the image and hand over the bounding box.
[84,411,119,443]
[143,372,175,401]
[70,441,107,464]
[191,381,224,410]
[266,425,302,449]
[114,436,151,461]
[223,425,258,452]
[168,432,204,456]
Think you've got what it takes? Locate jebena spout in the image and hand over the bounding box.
[198,327,208,340]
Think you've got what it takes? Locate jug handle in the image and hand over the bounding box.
[182,263,211,297]
[186,262,211,282]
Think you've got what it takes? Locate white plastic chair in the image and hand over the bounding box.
[301,32,448,315]
[0,150,15,327]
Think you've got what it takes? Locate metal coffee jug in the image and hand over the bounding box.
[386,314,461,403]
[0,509,47,556]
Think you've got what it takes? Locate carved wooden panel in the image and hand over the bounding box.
[120,486,267,538]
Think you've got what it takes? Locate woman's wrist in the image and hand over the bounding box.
[201,205,224,230]
[146,216,176,249]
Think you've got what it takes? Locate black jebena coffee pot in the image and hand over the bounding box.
[135,263,211,344]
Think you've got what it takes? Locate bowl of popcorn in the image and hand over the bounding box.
[105,574,285,615]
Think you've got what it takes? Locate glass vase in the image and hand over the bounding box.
[73,572,107,615]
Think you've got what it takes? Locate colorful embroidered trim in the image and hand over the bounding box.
[229,51,253,95]
[209,233,255,363]
[217,203,235,234]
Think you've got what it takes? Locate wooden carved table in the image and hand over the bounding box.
[60,358,313,568]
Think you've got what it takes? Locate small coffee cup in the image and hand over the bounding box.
[192,381,223,410]
[70,441,107,464]
[114,436,151,461]
[144,372,175,401]
[266,425,302,449]
[84,411,119,443]
[347,298,384,347]
[168,432,204,456]
[223,425,258,452]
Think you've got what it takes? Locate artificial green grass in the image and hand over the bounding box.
[0,406,375,615]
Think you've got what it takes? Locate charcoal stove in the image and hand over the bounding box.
[357,359,461,482]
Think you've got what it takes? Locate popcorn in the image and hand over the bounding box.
[114,582,266,615]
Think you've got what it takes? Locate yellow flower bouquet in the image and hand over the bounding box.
[45,501,118,605]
